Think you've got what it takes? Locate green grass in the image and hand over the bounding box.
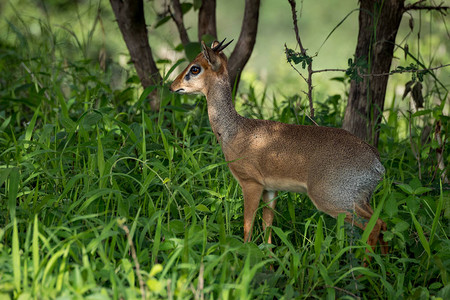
[1,9,450,300]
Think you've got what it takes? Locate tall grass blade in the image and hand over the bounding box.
[271,226,295,253]
[336,213,345,249]
[97,127,105,188]
[151,214,163,265]
[361,187,388,250]
[429,181,444,245]
[33,214,39,278]
[24,105,40,149]
[314,217,324,261]
[318,263,335,300]
[12,217,21,293]
[8,168,20,220]
[410,210,431,258]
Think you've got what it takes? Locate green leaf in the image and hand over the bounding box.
[184,42,201,61]
[60,116,77,132]
[397,183,414,195]
[163,59,185,82]
[383,230,394,242]
[0,168,13,189]
[181,3,193,14]
[384,193,398,218]
[82,111,102,129]
[394,221,410,233]
[149,264,163,278]
[193,0,202,10]
[195,204,210,213]
[0,115,11,132]
[414,187,432,195]
[429,282,442,290]
[406,196,420,214]
[412,109,432,117]
[155,15,171,28]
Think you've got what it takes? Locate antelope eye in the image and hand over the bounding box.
[190,66,201,75]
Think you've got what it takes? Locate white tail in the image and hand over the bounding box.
[170,39,388,253]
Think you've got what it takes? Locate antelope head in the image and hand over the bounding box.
[170,39,233,96]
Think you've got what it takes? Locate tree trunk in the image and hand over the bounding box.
[228,0,260,91]
[343,0,405,145]
[110,0,162,110]
[198,0,217,41]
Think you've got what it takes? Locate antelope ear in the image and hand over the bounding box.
[201,41,221,71]
[211,40,221,49]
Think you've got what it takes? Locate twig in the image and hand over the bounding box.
[20,62,51,101]
[120,223,147,300]
[435,120,449,184]
[405,1,449,13]
[311,68,347,74]
[310,63,449,78]
[287,0,314,119]
[195,263,204,300]
[409,111,422,180]
[325,285,361,299]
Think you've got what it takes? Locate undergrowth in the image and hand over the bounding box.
[1,9,449,300]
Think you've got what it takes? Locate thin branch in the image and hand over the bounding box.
[311,63,449,77]
[287,0,306,55]
[311,68,347,74]
[170,0,190,46]
[287,0,314,119]
[364,63,450,77]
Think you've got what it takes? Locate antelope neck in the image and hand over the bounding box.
[205,78,242,144]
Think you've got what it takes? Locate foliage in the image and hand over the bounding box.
[0,3,449,300]
[285,47,312,70]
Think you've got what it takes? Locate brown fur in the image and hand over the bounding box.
[170,41,388,254]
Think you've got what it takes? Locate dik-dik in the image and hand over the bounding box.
[170,39,388,253]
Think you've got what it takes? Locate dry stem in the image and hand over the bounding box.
[120,223,147,299]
